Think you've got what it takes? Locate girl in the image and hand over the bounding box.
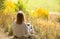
[12,11,35,39]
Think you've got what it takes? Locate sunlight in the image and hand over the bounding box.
[7,0,18,3]
[0,0,60,39]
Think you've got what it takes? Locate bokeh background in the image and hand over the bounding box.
[0,0,60,39]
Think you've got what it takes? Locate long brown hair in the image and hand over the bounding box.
[16,12,24,24]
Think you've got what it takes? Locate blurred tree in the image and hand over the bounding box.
[30,7,49,19]
[0,0,5,12]
[15,0,30,19]
[15,0,29,11]
[3,0,17,14]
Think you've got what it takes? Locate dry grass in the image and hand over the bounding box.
[0,13,60,39]
[30,15,60,39]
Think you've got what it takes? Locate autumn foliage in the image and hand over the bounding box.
[30,7,49,19]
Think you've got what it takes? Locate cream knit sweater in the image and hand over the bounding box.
[12,21,29,37]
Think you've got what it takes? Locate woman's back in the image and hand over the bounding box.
[13,21,28,37]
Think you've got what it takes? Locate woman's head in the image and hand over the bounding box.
[16,11,24,24]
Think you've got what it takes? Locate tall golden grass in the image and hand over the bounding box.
[0,8,60,39]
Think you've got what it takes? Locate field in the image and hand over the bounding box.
[0,0,60,39]
[0,12,60,39]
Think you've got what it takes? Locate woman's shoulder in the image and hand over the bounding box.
[22,22,27,26]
